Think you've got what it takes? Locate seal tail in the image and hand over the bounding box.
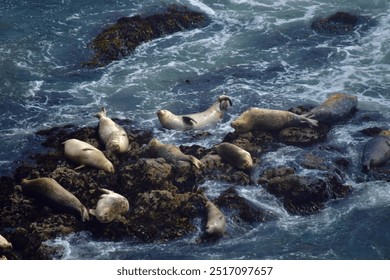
[81,206,90,222]
[189,155,204,170]
[95,107,107,119]
[299,115,318,127]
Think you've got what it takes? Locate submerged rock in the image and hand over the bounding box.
[84,4,210,67]
[311,12,375,35]
[259,166,352,215]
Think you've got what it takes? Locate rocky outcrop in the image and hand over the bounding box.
[83,4,210,67]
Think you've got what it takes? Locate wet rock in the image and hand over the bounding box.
[214,187,277,223]
[84,4,210,67]
[279,126,327,146]
[259,167,351,215]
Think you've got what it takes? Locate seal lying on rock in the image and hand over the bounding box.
[21,177,89,222]
[205,199,226,236]
[157,95,232,130]
[0,234,12,251]
[147,138,203,169]
[95,107,129,153]
[231,108,318,133]
[215,142,253,170]
[89,188,129,223]
[63,139,115,173]
[362,130,390,171]
[303,93,358,125]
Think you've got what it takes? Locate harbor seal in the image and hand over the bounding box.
[303,93,358,125]
[205,199,226,236]
[231,107,318,133]
[157,95,232,130]
[215,142,253,170]
[362,131,390,171]
[63,138,115,173]
[147,138,203,169]
[21,177,89,222]
[95,107,129,153]
[0,234,12,251]
[89,188,129,223]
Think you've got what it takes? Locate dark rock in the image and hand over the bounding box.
[259,167,351,215]
[214,187,277,223]
[84,4,210,67]
[279,126,327,146]
[311,12,374,35]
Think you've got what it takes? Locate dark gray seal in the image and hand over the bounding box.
[362,132,390,171]
[303,93,358,125]
[21,177,89,222]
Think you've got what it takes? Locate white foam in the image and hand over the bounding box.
[187,0,216,16]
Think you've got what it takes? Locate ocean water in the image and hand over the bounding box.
[1,0,390,259]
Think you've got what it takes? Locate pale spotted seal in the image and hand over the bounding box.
[157,95,232,130]
[95,107,129,153]
[21,177,89,222]
[215,142,253,170]
[0,234,12,251]
[303,93,358,125]
[147,138,203,169]
[205,199,226,236]
[63,139,115,173]
[89,188,129,223]
[362,130,390,171]
[231,107,318,133]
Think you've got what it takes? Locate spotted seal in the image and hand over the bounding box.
[157,95,232,130]
[362,130,390,171]
[21,177,89,222]
[231,107,318,133]
[95,107,129,153]
[215,142,253,170]
[147,138,203,169]
[63,138,115,173]
[303,93,358,125]
[205,199,226,236]
[89,188,129,223]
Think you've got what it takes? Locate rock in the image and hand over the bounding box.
[84,4,210,67]
[259,167,351,215]
[279,126,326,146]
[214,187,277,223]
[311,12,375,35]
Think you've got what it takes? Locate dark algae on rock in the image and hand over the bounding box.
[84,4,210,67]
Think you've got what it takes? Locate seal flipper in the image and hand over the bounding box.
[74,165,86,171]
[299,115,318,127]
[182,116,197,126]
[89,209,96,216]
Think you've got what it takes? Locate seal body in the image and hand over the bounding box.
[157,95,232,130]
[0,234,12,251]
[231,108,318,133]
[63,139,115,173]
[303,93,358,124]
[147,138,203,169]
[362,135,390,171]
[89,188,129,223]
[96,107,129,153]
[215,142,253,170]
[21,177,89,222]
[205,200,226,236]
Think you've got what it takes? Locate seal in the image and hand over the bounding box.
[303,93,358,125]
[147,138,203,169]
[63,138,115,173]
[231,107,318,133]
[362,131,390,171]
[205,199,226,236]
[215,142,253,170]
[157,95,232,130]
[89,188,129,223]
[21,177,89,222]
[0,234,12,251]
[95,107,129,153]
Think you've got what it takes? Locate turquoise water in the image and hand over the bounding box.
[1,0,390,259]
